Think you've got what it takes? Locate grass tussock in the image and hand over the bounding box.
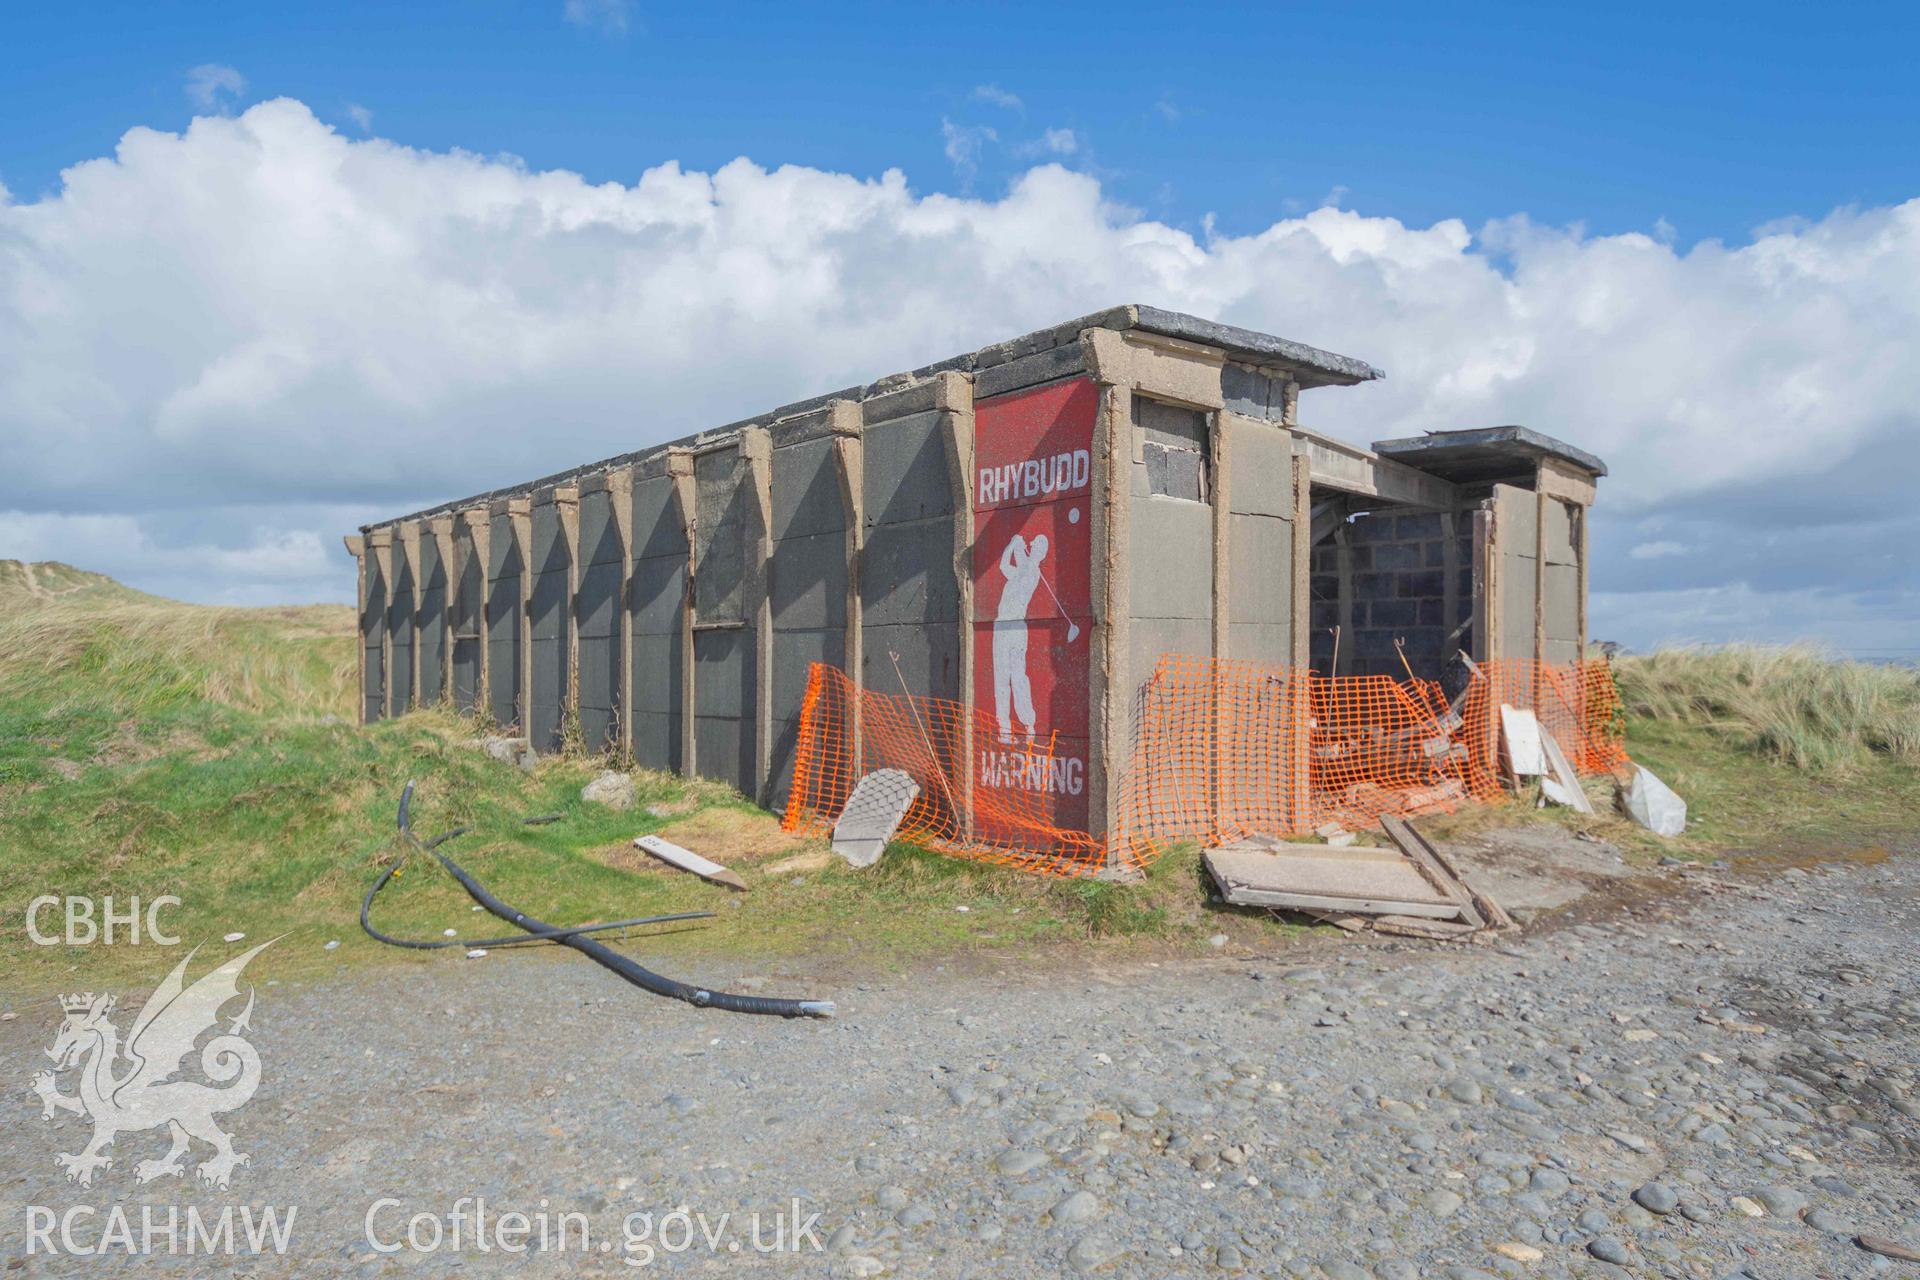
[1614,644,1920,773]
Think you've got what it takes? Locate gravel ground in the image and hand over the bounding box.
[3,838,1917,1278]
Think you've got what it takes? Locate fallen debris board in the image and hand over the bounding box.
[1500,704,1546,777]
[1205,843,1462,920]
[831,769,920,868]
[634,835,748,891]
[1380,815,1516,932]
[1538,727,1596,814]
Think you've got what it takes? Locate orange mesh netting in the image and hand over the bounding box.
[782,655,1629,878]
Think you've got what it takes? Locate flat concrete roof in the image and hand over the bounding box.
[1371,426,1607,482]
[364,305,1381,531]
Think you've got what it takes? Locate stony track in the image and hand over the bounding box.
[3,841,1916,1277]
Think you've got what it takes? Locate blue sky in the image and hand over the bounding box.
[5,1,1915,245]
[2,2,1917,656]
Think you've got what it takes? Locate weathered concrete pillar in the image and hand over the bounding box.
[667,450,698,779]
[741,427,775,801]
[1087,371,1130,849]
[607,467,635,758]
[938,373,976,839]
[834,426,865,773]
[343,534,369,724]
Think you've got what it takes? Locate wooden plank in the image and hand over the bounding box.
[1382,815,1516,932]
[1376,814,1482,930]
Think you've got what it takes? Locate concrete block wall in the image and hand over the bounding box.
[1312,510,1471,677]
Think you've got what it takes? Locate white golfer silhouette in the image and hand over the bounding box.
[993,533,1048,745]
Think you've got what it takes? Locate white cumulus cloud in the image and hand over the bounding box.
[0,98,1914,650]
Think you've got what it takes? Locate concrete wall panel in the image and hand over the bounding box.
[1228,513,1292,626]
[416,535,447,707]
[486,511,523,729]
[1228,622,1292,666]
[1130,498,1213,621]
[861,412,953,526]
[450,525,483,710]
[693,451,750,623]
[693,629,754,790]
[1225,417,1294,517]
[1543,497,1577,566]
[386,550,415,712]
[360,553,386,722]
[973,344,1084,401]
[771,437,842,541]
[577,554,622,753]
[861,622,960,700]
[1128,617,1211,687]
[861,519,961,627]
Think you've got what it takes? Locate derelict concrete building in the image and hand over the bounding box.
[346,305,1605,840]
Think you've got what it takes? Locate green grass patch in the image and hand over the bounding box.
[2,590,1914,996]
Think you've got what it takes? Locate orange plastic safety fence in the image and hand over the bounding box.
[782,655,1630,878]
[782,663,1103,875]
[1472,658,1630,776]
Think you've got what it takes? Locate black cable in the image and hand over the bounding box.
[377,782,834,1017]
[359,856,717,951]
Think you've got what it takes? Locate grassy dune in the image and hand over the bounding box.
[0,564,1914,992]
[0,576,1217,991]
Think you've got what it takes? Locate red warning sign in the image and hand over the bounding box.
[971,376,1097,834]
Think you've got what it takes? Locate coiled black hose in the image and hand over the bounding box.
[379,782,834,1018]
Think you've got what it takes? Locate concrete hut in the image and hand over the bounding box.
[346,305,1605,843]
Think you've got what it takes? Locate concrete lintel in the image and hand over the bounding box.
[1082,327,1226,410]
[343,534,365,558]
[1536,456,1597,506]
[1291,426,1460,511]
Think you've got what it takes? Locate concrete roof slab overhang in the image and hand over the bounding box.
[360,305,1381,532]
[1371,426,1608,484]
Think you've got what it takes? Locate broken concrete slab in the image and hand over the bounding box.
[1622,765,1686,836]
[831,768,920,868]
[1205,841,1460,919]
